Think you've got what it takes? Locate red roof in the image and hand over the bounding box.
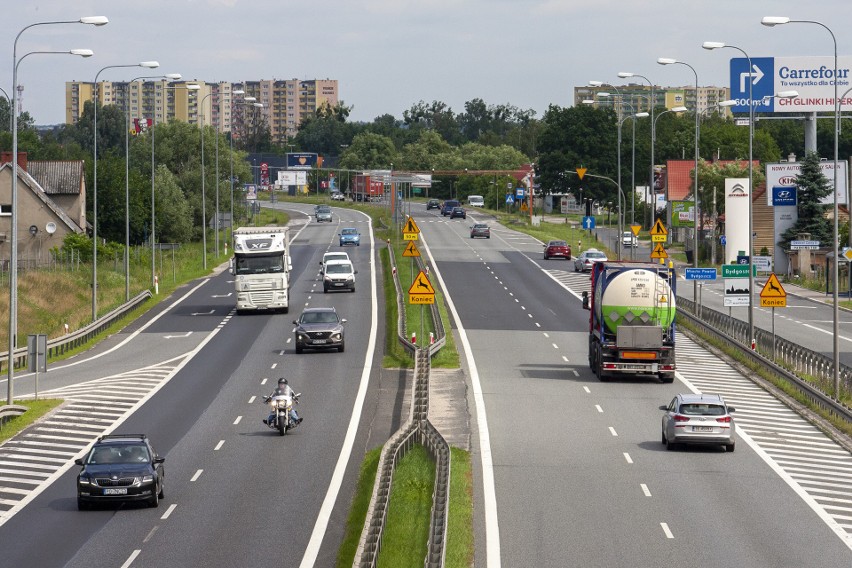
[665,159,761,201]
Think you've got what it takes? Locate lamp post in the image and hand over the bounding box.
[617,72,655,230]
[229,95,260,237]
[124,73,182,302]
[652,104,689,228]
[200,91,214,270]
[658,58,701,301]
[8,15,106,405]
[0,87,12,132]
[762,15,841,395]
[92,61,160,321]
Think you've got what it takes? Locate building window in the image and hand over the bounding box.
[0,204,10,216]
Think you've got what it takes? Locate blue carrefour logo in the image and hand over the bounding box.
[729,57,774,114]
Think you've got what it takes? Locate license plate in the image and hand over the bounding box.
[312,339,327,344]
[333,282,344,286]
[693,426,713,432]
[104,488,127,495]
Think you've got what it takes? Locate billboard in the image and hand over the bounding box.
[765,161,847,206]
[276,171,307,186]
[287,153,318,170]
[729,56,852,114]
[724,178,750,264]
[670,200,694,228]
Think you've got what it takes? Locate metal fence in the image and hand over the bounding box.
[678,297,852,424]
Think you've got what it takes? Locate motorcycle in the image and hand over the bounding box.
[264,391,300,436]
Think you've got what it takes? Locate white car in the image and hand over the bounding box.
[323,259,357,293]
[622,231,638,248]
[331,192,345,201]
[319,252,350,275]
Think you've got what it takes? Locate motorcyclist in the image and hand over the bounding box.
[262,378,302,428]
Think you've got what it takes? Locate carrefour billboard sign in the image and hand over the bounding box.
[729,56,852,114]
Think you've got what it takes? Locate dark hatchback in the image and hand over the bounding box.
[427,199,441,210]
[76,434,165,509]
[450,206,466,219]
[293,307,346,353]
[543,240,572,260]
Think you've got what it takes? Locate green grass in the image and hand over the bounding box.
[446,448,474,568]
[336,446,382,568]
[377,445,436,568]
[0,399,63,443]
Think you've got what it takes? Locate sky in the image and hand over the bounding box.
[4,1,851,126]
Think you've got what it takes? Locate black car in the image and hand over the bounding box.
[76,434,165,510]
[427,199,441,210]
[293,307,346,353]
[450,206,466,219]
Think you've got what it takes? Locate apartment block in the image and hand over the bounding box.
[574,84,731,118]
[65,79,339,141]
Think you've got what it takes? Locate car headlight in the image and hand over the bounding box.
[78,475,92,485]
[331,332,343,341]
[141,475,154,483]
[346,276,354,282]
[324,276,332,282]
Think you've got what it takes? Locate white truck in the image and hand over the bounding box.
[231,226,292,314]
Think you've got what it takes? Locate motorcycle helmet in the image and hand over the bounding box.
[278,378,288,386]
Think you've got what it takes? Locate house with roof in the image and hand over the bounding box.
[0,152,86,267]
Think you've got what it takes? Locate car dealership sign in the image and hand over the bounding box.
[765,161,847,206]
[729,56,852,114]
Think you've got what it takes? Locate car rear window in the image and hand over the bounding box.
[680,403,726,416]
[550,241,566,247]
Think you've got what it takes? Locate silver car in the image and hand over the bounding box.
[573,249,607,272]
[660,393,736,452]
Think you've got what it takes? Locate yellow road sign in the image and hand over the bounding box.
[651,234,667,243]
[650,243,668,259]
[408,270,435,304]
[630,224,641,236]
[761,297,787,308]
[576,167,587,180]
[403,232,419,241]
[402,241,421,257]
[650,219,668,236]
[403,217,421,234]
[760,273,786,299]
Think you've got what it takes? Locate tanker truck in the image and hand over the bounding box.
[230,226,291,314]
[581,262,676,382]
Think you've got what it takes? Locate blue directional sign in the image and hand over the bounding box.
[684,268,718,281]
[720,235,727,246]
[582,216,596,230]
[729,57,775,114]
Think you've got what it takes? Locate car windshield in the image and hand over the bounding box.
[586,252,606,259]
[300,311,339,324]
[235,255,285,274]
[88,444,150,464]
[317,206,330,212]
[325,264,352,274]
[474,225,487,229]
[324,254,348,264]
[680,403,726,416]
[342,229,357,236]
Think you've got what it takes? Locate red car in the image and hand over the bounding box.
[543,240,572,260]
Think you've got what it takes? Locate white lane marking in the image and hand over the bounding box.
[161,503,177,520]
[552,343,558,349]
[271,363,278,369]
[521,306,526,311]
[535,322,541,327]
[300,208,379,568]
[609,427,618,437]
[214,440,224,451]
[583,386,591,393]
[641,484,652,497]
[802,323,852,343]
[143,526,158,543]
[571,369,578,376]
[261,378,268,385]
[661,523,674,539]
[248,396,256,404]
[191,469,203,482]
[624,453,633,464]
[120,550,142,568]
[233,416,242,425]
[563,356,570,362]
[416,230,502,568]
[543,333,549,338]
[595,405,603,413]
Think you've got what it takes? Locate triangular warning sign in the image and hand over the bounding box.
[659,295,668,303]
[650,218,668,236]
[650,243,668,259]
[408,270,435,294]
[403,217,420,234]
[576,167,587,180]
[760,273,786,298]
[402,241,421,257]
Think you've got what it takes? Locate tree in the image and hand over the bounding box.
[153,165,193,243]
[338,132,397,170]
[779,151,834,249]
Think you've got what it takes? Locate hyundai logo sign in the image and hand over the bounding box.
[772,186,797,207]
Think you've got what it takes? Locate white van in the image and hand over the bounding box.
[468,195,484,208]
[319,251,351,275]
[323,259,357,293]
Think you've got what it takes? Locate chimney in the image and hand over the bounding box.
[1,151,27,171]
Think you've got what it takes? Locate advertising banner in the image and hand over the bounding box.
[765,161,847,206]
[276,171,307,186]
[287,153,318,170]
[724,178,750,264]
[670,200,695,228]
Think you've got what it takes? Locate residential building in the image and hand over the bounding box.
[65,78,339,142]
[575,84,731,119]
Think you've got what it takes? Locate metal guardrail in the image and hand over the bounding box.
[354,241,450,568]
[678,297,852,424]
[0,290,153,374]
[0,404,28,428]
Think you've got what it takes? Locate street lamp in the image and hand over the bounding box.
[761,15,842,397]
[658,57,701,301]
[8,15,106,405]
[0,87,12,132]
[618,72,656,230]
[124,73,182,302]
[651,105,689,234]
[200,91,215,270]
[92,60,160,321]
[229,94,260,237]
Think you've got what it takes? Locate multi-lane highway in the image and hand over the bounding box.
[412,205,852,567]
[2,200,852,567]
[0,204,389,567]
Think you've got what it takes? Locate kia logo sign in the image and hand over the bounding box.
[778,176,797,185]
